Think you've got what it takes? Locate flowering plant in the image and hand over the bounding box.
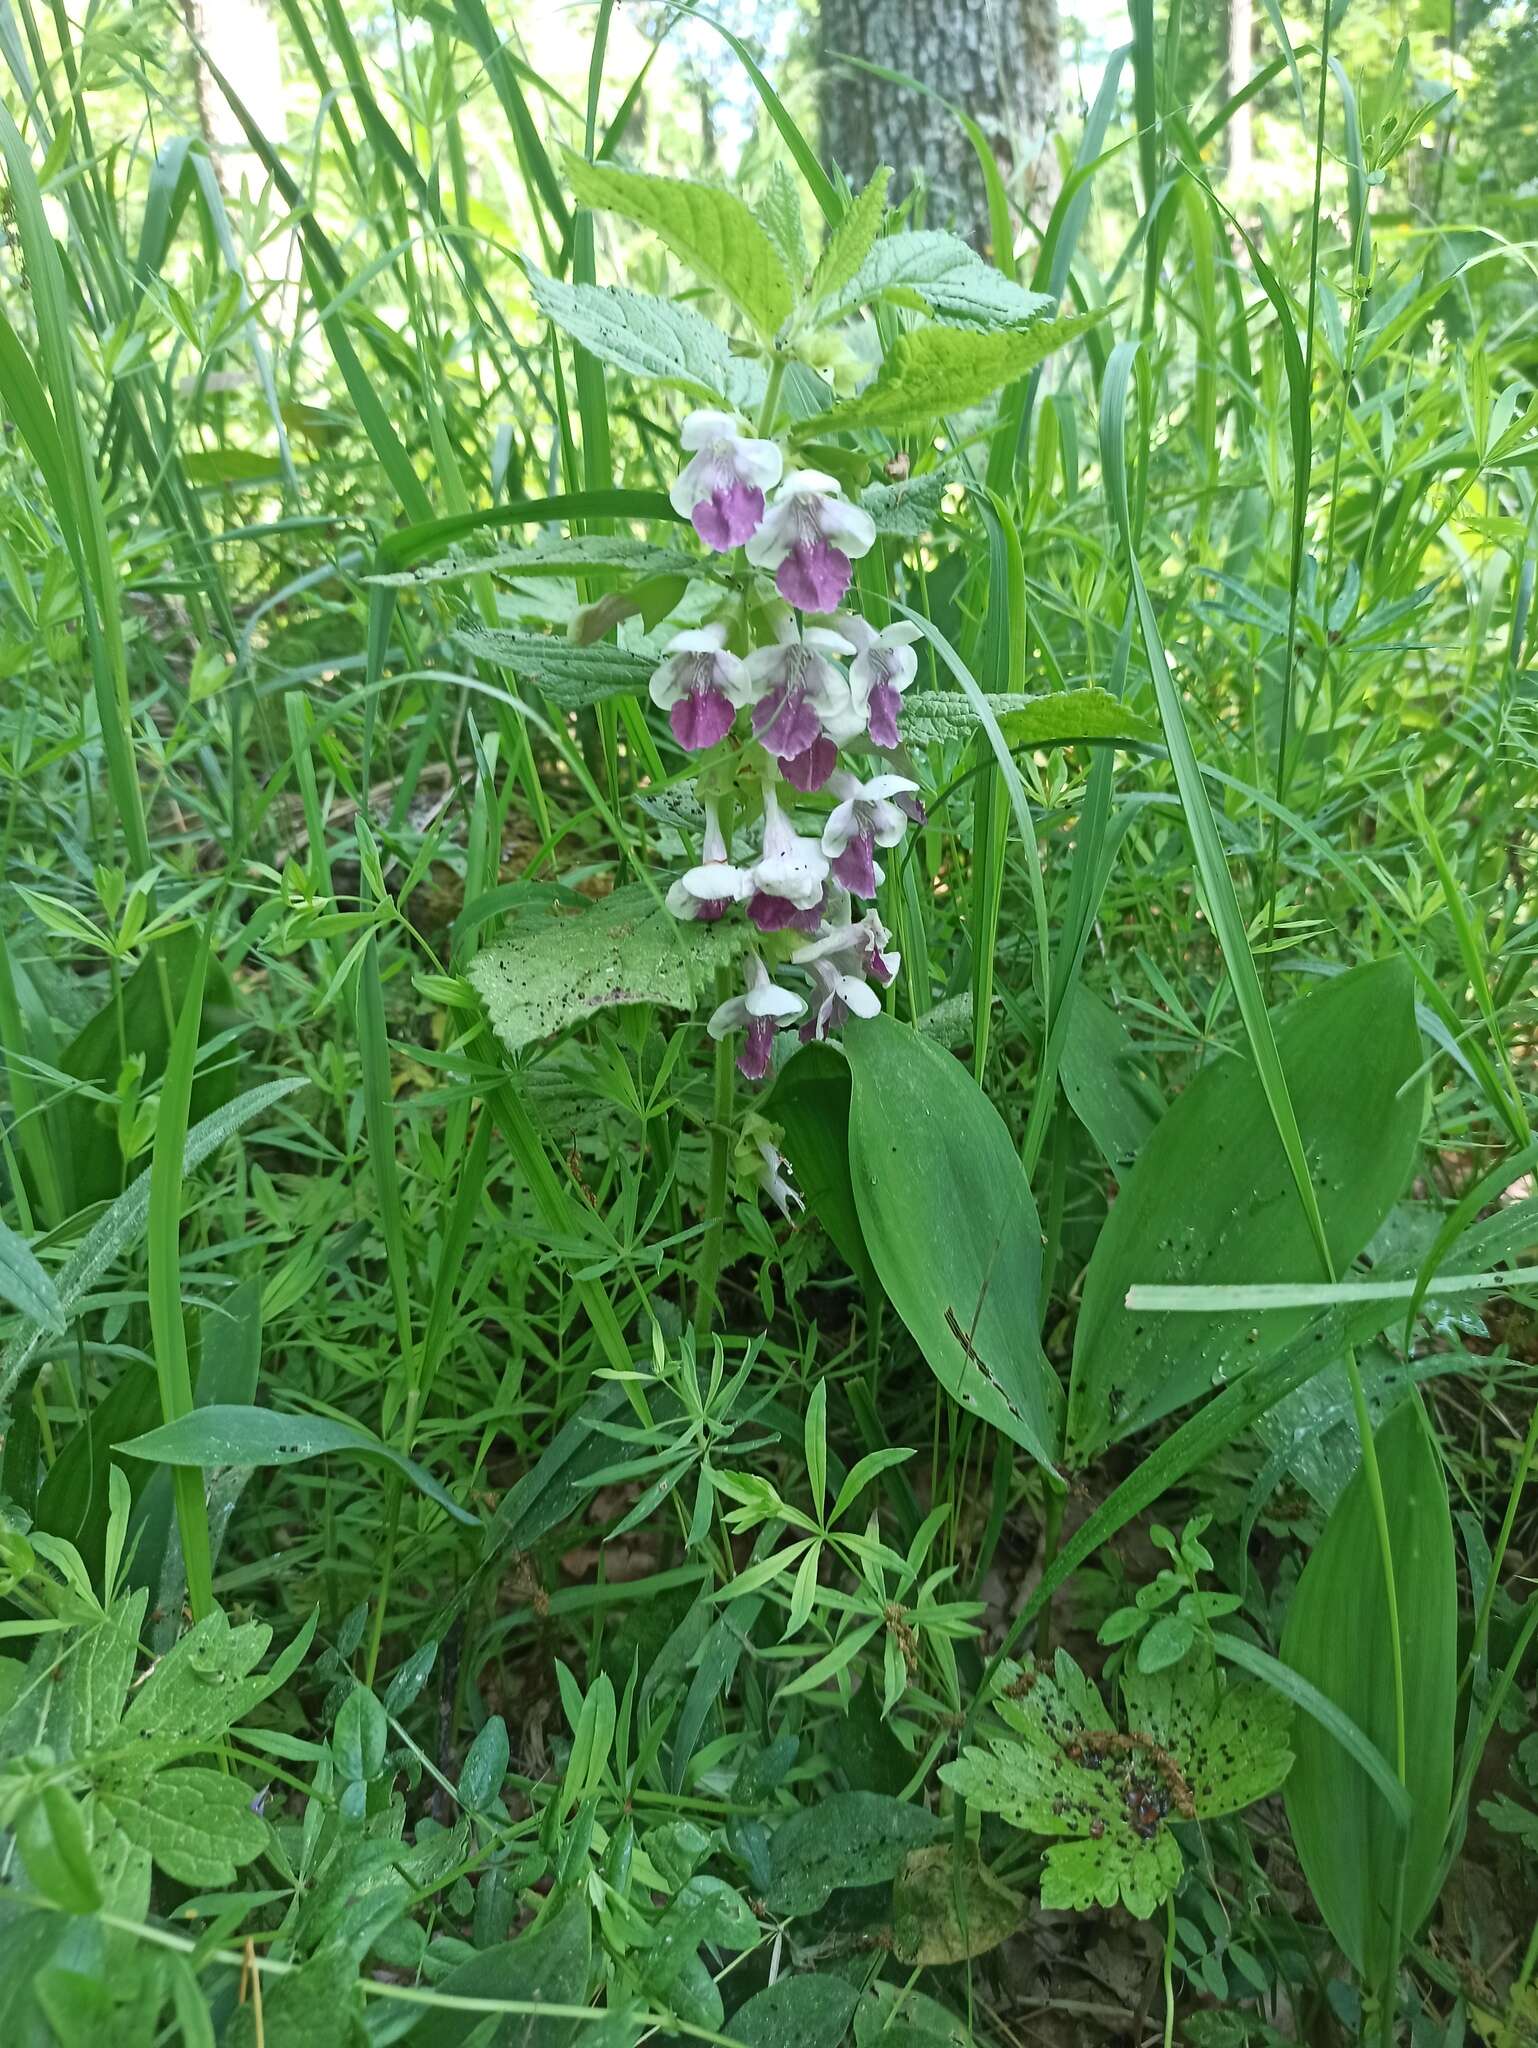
[655,407,921,1092]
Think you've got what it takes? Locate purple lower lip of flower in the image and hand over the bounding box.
[832,835,879,897]
[780,735,837,791]
[670,685,737,751]
[896,789,927,827]
[777,539,853,613]
[866,681,902,749]
[693,895,731,922]
[747,891,803,933]
[870,945,897,986]
[737,1015,775,1081]
[789,893,826,934]
[692,480,765,552]
[752,682,823,761]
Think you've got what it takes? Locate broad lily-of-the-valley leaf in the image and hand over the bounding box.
[941,1647,1293,1918]
[1065,959,1425,1462]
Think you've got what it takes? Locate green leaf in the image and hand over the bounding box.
[765,1043,875,1293]
[15,1785,101,1913]
[334,1685,389,1783]
[809,167,891,306]
[453,628,654,709]
[854,1984,970,2048]
[766,1791,944,1917]
[844,1015,1061,1470]
[755,161,810,285]
[526,269,767,411]
[890,1843,1020,1964]
[120,1605,315,1752]
[0,1219,63,1332]
[369,534,696,591]
[95,1766,265,1887]
[468,884,751,1056]
[1060,991,1164,1168]
[0,1078,306,1417]
[899,686,1159,752]
[405,1895,591,2046]
[942,1646,1289,1920]
[858,470,953,540]
[1281,1396,1456,1986]
[1065,961,1424,1463]
[563,151,793,339]
[823,229,1053,328]
[730,1976,860,2048]
[120,1407,477,1528]
[459,1714,510,1810]
[820,314,1105,434]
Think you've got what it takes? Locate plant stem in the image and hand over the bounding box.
[755,356,787,438]
[1163,1892,1177,2048]
[692,970,737,1339]
[1464,1396,1538,1691]
[1035,1484,1066,1662]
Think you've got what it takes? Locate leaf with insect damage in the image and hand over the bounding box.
[941,1647,1291,1918]
[469,884,752,1055]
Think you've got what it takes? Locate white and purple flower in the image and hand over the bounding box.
[670,410,783,552]
[820,769,918,898]
[794,903,901,991]
[665,800,751,922]
[708,955,806,1082]
[648,622,749,752]
[746,471,876,613]
[847,618,922,749]
[742,625,858,787]
[745,779,830,933]
[751,1132,803,1217]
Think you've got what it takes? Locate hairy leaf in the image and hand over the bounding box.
[469,884,751,1055]
[369,535,696,591]
[563,152,793,338]
[900,686,1159,752]
[527,269,767,411]
[825,229,1052,329]
[820,314,1106,434]
[453,628,654,708]
[809,167,891,305]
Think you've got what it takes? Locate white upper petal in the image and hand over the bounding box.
[681,409,744,450]
[837,975,882,1019]
[817,498,877,557]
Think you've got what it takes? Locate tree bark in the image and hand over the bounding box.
[818,0,1061,254]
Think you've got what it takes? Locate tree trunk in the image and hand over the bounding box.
[1225,0,1254,183]
[181,0,284,197]
[818,0,1061,254]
